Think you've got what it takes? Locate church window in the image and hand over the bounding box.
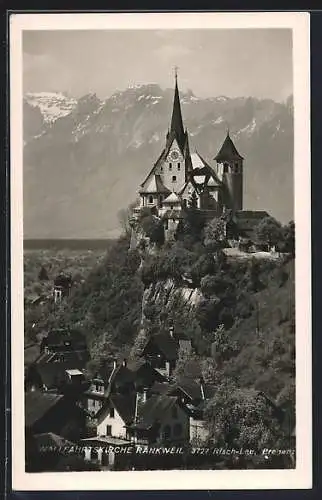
[106,425,112,436]
[148,195,153,204]
[170,205,174,210]
[223,163,229,174]
[234,163,239,174]
[160,165,163,172]
[169,163,172,171]
[177,163,181,171]
[172,176,177,182]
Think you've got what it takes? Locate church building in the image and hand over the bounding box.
[137,73,244,220]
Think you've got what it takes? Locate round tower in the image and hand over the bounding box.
[214,131,244,213]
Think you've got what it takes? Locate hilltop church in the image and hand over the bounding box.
[137,74,243,216]
[133,74,268,242]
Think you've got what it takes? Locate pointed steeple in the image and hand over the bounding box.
[168,69,185,150]
[214,130,244,162]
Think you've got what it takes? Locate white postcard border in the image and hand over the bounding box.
[10,11,311,491]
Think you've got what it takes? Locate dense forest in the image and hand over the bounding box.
[24,206,295,468]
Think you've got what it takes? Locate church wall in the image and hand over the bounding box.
[162,139,186,193]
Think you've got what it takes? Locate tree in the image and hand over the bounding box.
[283,221,295,257]
[140,215,164,246]
[205,382,289,458]
[188,190,198,209]
[204,217,227,251]
[118,200,139,236]
[38,266,49,281]
[253,216,283,250]
[210,324,239,366]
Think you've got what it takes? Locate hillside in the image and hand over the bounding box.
[23,85,293,239]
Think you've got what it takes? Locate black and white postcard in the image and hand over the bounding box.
[10,11,311,490]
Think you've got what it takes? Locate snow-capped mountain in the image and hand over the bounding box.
[24,92,78,123]
[23,84,293,239]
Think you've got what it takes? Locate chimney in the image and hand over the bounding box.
[142,387,148,403]
[169,326,174,338]
[199,377,205,400]
[108,358,118,384]
[122,358,127,367]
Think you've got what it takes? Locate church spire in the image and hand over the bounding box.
[169,68,185,149]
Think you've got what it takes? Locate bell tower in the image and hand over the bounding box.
[214,130,244,212]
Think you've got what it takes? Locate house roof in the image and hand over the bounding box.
[214,132,243,162]
[163,192,181,204]
[174,378,216,402]
[24,344,41,366]
[25,391,63,428]
[110,393,136,425]
[34,432,74,450]
[143,333,179,362]
[139,174,170,195]
[150,381,173,395]
[132,395,178,430]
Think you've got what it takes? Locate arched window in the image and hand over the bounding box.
[148,195,153,204]
[177,163,181,171]
[173,423,182,437]
[169,163,172,171]
[223,163,229,174]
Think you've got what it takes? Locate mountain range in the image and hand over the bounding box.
[23,85,294,239]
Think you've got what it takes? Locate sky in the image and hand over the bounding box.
[23,29,293,102]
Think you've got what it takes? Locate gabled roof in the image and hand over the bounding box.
[110,393,136,425]
[34,432,74,449]
[190,151,221,187]
[131,394,178,430]
[214,132,244,161]
[25,392,63,428]
[163,192,181,204]
[140,174,170,195]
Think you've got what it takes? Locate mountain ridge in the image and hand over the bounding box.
[23,85,294,239]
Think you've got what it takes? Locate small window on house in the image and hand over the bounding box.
[177,163,181,171]
[106,425,112,436]
[110,407,115,418]
[173,423,182,437]
[148,195,153,204]
[172,406,178,419]
[169,163,172,171]
[172,176,177,182]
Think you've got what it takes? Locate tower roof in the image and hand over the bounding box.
[167,73,185,150]
[214,132,244,162]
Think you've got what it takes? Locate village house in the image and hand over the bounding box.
[53,272,72,303]
[126,392,190,446]
[140,326,191,378]
[25,390,86,444]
